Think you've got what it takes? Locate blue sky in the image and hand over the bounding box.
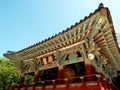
[0,0,120,57]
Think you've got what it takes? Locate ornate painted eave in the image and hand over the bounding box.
[4,3,120,70]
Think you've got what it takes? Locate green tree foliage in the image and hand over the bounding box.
[24,74,34,86]
[0,58,21,90]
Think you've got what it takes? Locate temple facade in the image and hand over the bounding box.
[4,3,120,90]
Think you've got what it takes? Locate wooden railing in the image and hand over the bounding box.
[7,74,118,90]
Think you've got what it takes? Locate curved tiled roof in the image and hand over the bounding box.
[4,3,120,75]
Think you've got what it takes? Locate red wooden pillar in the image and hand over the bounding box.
[111,84,114,90]
[85,64,92,76]
[80,76,85,90]
[96,75,102,90]
[65,78,69,90]
[109,83,112,90]
[112,85,114,90]
[105,80,110,90]
[42,81,45,90]
[113,85,116,90]
[18,85,20,90]
[106,80,111,90]
[24,86,27,90]
[23,74,27,90]
[108,82,112,90]
[103,79,107,90]
[85,60,93,80]
[33,71,39,90]
[58,67,63,80]
[18,75,25,90]
[52,80,56,90]
[19,75,25,84]
[111,83,115,90]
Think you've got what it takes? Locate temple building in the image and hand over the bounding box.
[4,3,120,90]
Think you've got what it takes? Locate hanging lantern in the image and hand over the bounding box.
[88,53,95,60]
